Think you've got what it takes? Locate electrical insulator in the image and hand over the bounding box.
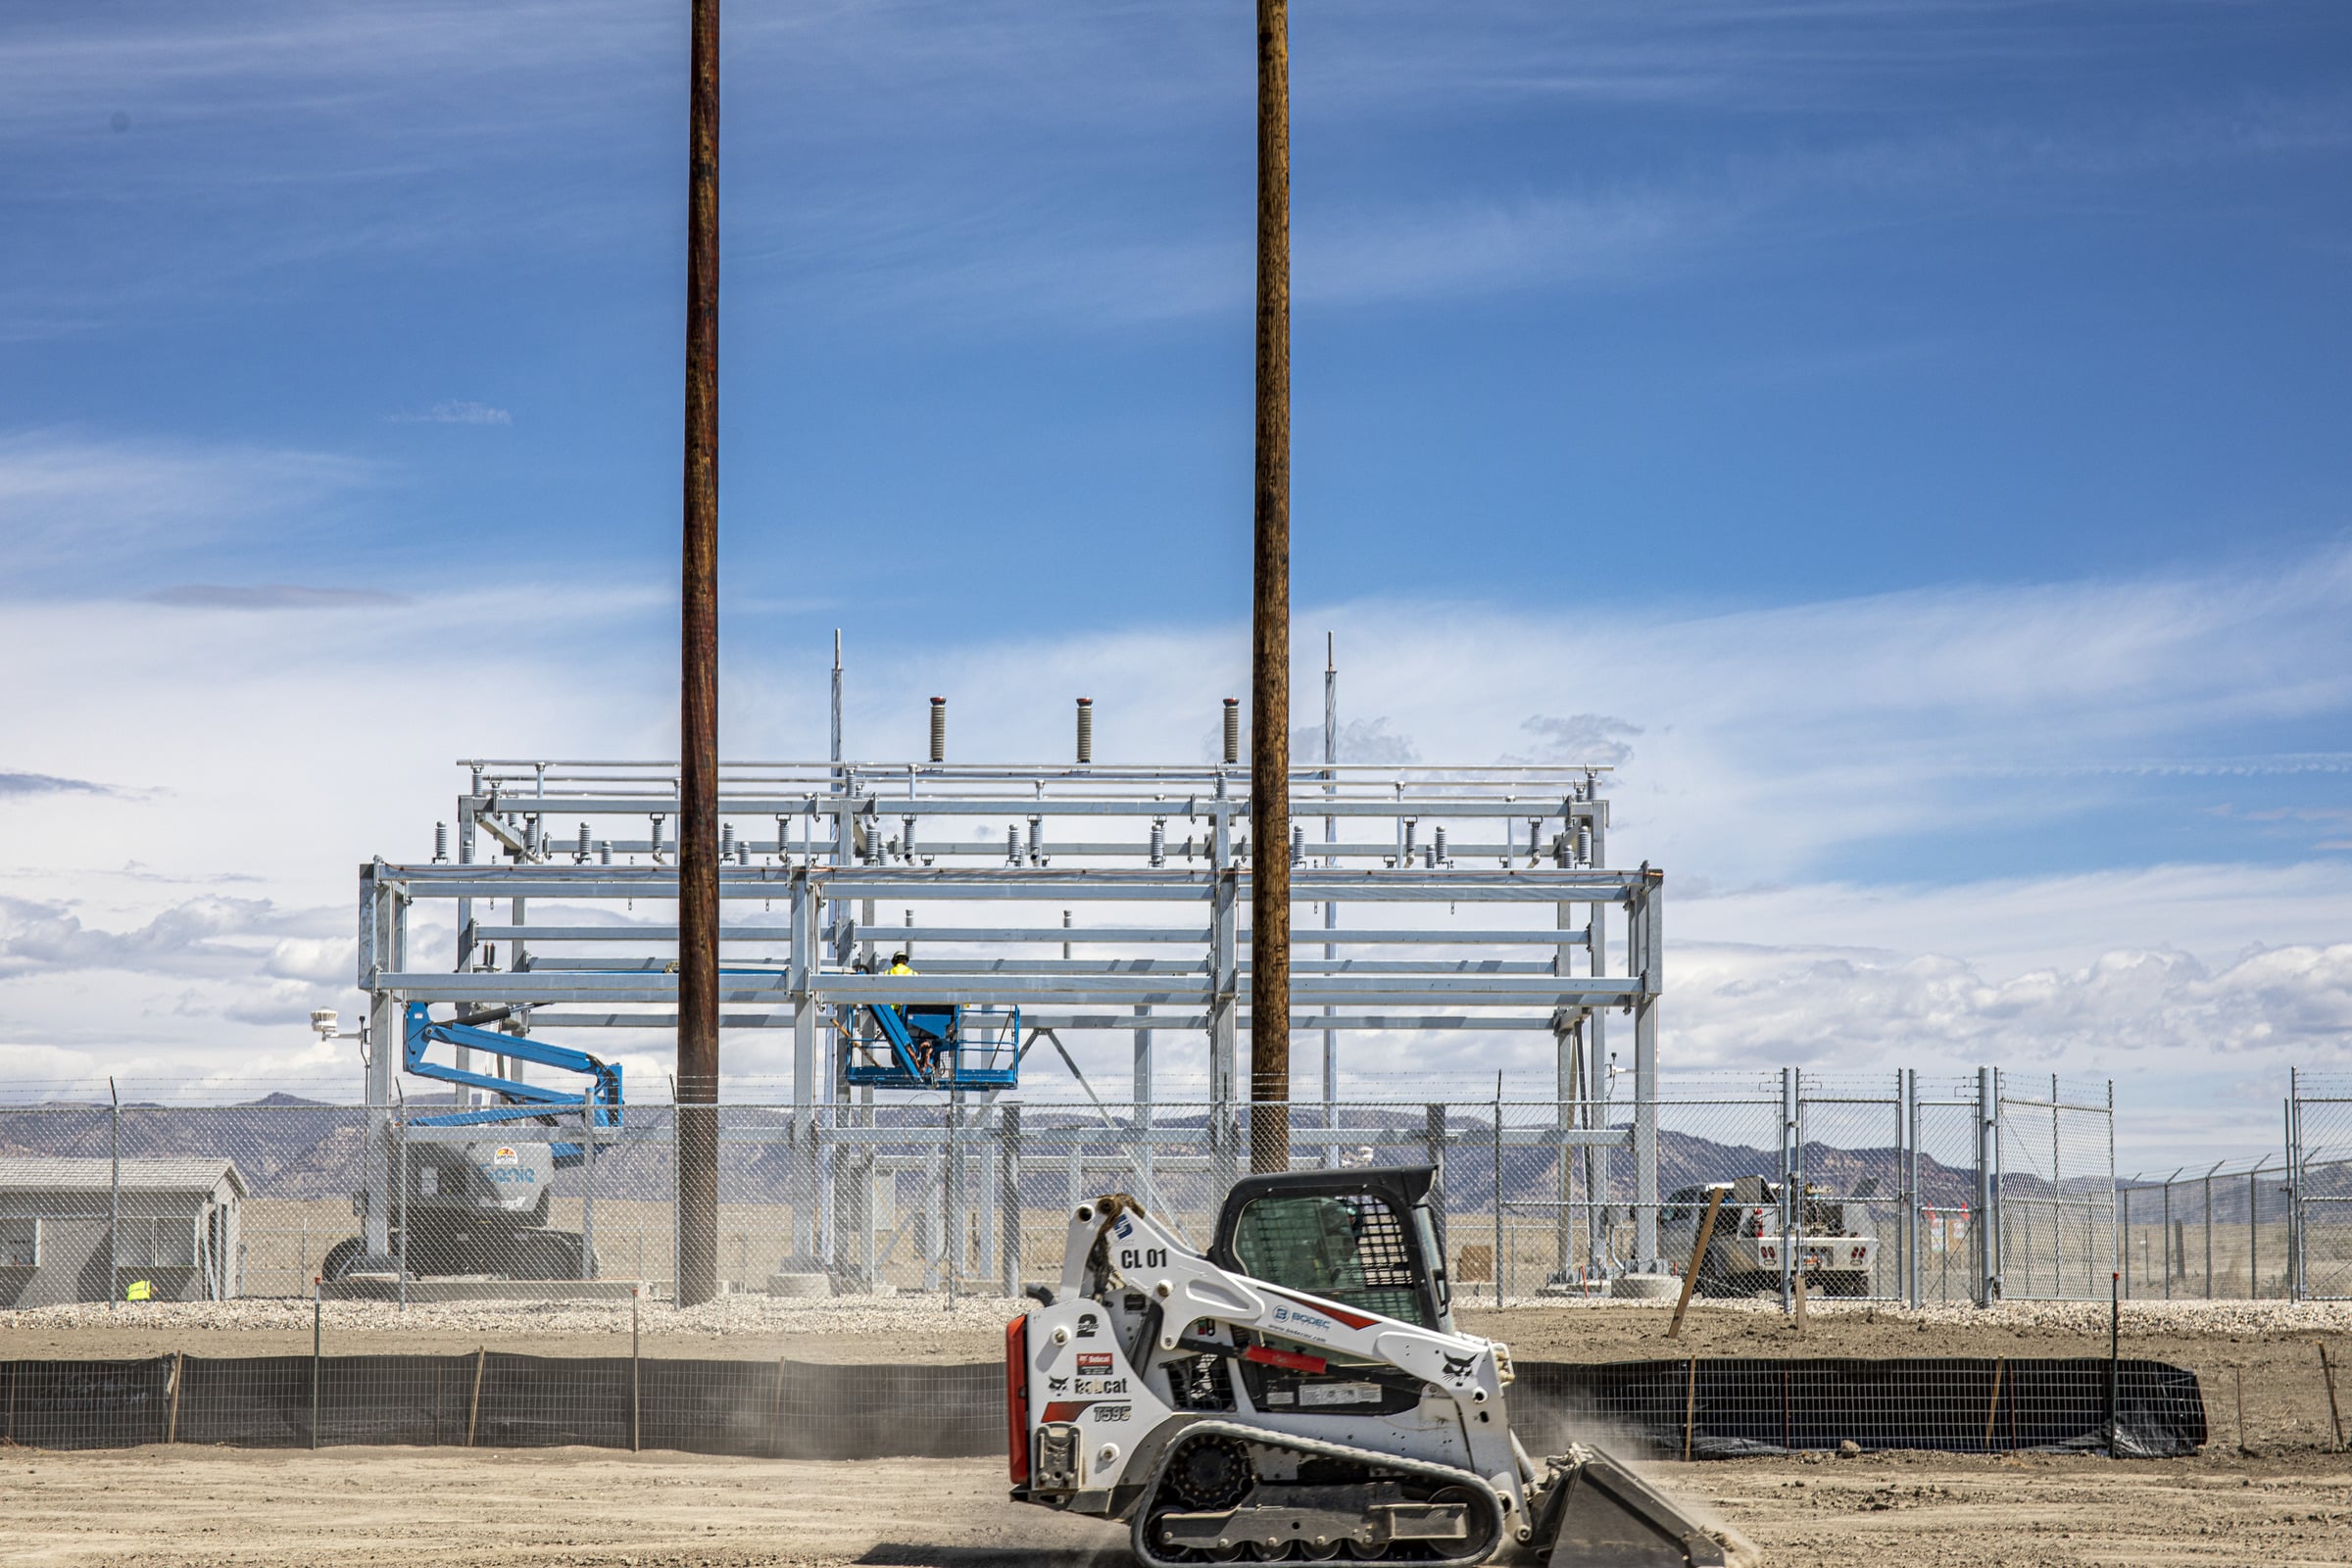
[1150,818,1166,868]
[577,822,592,863]
[433,822,449,863]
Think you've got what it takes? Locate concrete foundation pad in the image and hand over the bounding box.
[765,1273,832,1299]
[1607,1272,1679,1300]
[322,1279,649,1303]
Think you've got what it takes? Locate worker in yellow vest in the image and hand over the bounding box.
[885,952,937,1078]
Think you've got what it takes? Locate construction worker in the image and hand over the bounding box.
[886,952,939,1078]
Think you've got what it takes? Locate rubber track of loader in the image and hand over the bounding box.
[1126,1418,1509,1568]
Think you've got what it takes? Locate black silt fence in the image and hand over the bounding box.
[1518,1356,2206,1459]
[0,1354,2200,1459]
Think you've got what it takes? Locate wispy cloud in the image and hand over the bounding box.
[143,584,408,610]
[6,0,2344,335]
[0,429,373,587]
[0,771,118,799]
[389,400,511,427]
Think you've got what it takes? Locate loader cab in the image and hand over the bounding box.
[1207,1166,1454,1335]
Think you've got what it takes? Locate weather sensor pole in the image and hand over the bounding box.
[675,0,721,1306]
[1249,0,1293,1176]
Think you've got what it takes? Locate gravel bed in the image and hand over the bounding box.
[1669,1296,2352,1336]
[3,1291,1030,1342]
[11,1292,2349,1344]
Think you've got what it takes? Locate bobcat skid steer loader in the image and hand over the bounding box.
[1006,1168,1729,1566]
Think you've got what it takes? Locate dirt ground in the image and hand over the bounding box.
[3,1445,2350,1568]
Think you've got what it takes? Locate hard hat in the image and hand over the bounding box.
[891,952,909,964]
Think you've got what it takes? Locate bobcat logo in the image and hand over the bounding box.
[1048,1375,1069,1394]
[1441,1353,1476,1380]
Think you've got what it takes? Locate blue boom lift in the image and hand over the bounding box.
[838,997,1021,1091]
[323,1004,623,1281]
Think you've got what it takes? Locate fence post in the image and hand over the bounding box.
[1975,1066,1997,1305]
[1902,1068,1919,1308]
[397,1117,409,1310]
[2203,1162,2215,1300]
[1493,1077,1505,1306]
[2120,1184,2132,1298]
[2249,1163,2261,1299]
[581,1102,598,1281]
[1779,1067,1796,1313]
[2286,1080,2302,1302]
[109,1078,122,1309]
[2117,1081,2135,1298]
[1000,1103,1022,1298]
[1425,1102,1448,1217]
[2162,1170,2174,1299]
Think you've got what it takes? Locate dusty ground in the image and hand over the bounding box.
[3,1446,2350,1568]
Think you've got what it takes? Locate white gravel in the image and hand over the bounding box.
[4,1291,1030,1342]
[1490,1293,2352,1336]
[11,1292,2350,1343]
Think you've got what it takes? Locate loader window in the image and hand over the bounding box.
[1230,1193,1429,1328]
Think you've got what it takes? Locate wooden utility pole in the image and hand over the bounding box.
[1249,0,1293,1176]
[675,0,721,1307]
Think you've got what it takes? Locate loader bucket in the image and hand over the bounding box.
[1537,1447,1728,1568]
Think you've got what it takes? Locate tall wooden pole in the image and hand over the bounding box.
[675,0,721,1306]
[1249,0,1292,1176]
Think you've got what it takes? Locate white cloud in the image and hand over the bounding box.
[3,544,2350,1157]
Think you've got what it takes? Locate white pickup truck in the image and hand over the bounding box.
[1662,1174,1880,1298]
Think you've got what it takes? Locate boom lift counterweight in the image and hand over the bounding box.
[321,1004,623,1283]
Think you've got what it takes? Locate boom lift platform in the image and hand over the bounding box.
[838,999,1021,1091]
[322,1004,623,1281]
[1009,1168,1728,1565]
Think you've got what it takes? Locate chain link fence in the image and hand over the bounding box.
[1,1067,2121,1309]
[2119,1154,2295,1300]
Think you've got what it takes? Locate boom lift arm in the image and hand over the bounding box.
[401,1002,623,1157]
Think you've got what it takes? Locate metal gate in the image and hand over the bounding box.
[2289,1069,2352,1300]
[1995,1072,2116,1301]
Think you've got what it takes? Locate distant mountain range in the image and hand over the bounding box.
[0,1095,1994,1211]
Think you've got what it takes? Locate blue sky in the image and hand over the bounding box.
[4,1,2351,1158]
